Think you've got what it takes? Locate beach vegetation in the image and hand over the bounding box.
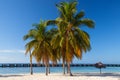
[23,0,94,76]
[47,0,94,75]
[23,20,57,75]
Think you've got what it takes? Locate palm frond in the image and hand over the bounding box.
[76,19,95,28]
[75,11,85,20]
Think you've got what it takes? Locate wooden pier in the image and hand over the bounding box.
[0,63,120,67]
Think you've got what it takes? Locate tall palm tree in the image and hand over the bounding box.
[24,20,54,75]
[47,19,68,74]
[23,42,33,75]
[47,0,95,75]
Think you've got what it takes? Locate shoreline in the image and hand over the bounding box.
[0,73,120,80]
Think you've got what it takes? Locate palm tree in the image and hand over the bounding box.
[47,0,95,75]
[24,20,54,75]
[23,42,33,75]
[46,28,61,65]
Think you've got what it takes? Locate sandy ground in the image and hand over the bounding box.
[0,73,120,80]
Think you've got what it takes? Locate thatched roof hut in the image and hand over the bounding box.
[95,62,106,74]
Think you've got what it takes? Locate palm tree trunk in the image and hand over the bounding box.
[62,57,65,75]
[45,64,48,76]
[48,63,50,74]
[66,62,68,73]
[67,62,72,76]
[45,60,50,76]
[30,52,33,75]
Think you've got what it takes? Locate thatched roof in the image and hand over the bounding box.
[95,62,106,68]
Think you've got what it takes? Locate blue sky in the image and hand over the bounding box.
[0,0,120,64]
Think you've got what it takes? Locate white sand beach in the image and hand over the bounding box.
[0,73,120,80]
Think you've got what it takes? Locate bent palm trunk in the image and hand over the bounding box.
[30,53,33,75]
[67,62,72,76]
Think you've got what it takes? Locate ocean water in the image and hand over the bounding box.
[0,67,120,74]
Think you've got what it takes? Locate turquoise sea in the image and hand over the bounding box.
[0,67,120,74]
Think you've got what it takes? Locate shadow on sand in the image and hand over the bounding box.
[0,74,24,78]
[72,73,120,78]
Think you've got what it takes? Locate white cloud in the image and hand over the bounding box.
[0,50,25,53]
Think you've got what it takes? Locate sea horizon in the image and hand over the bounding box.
[0,66,120,75]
